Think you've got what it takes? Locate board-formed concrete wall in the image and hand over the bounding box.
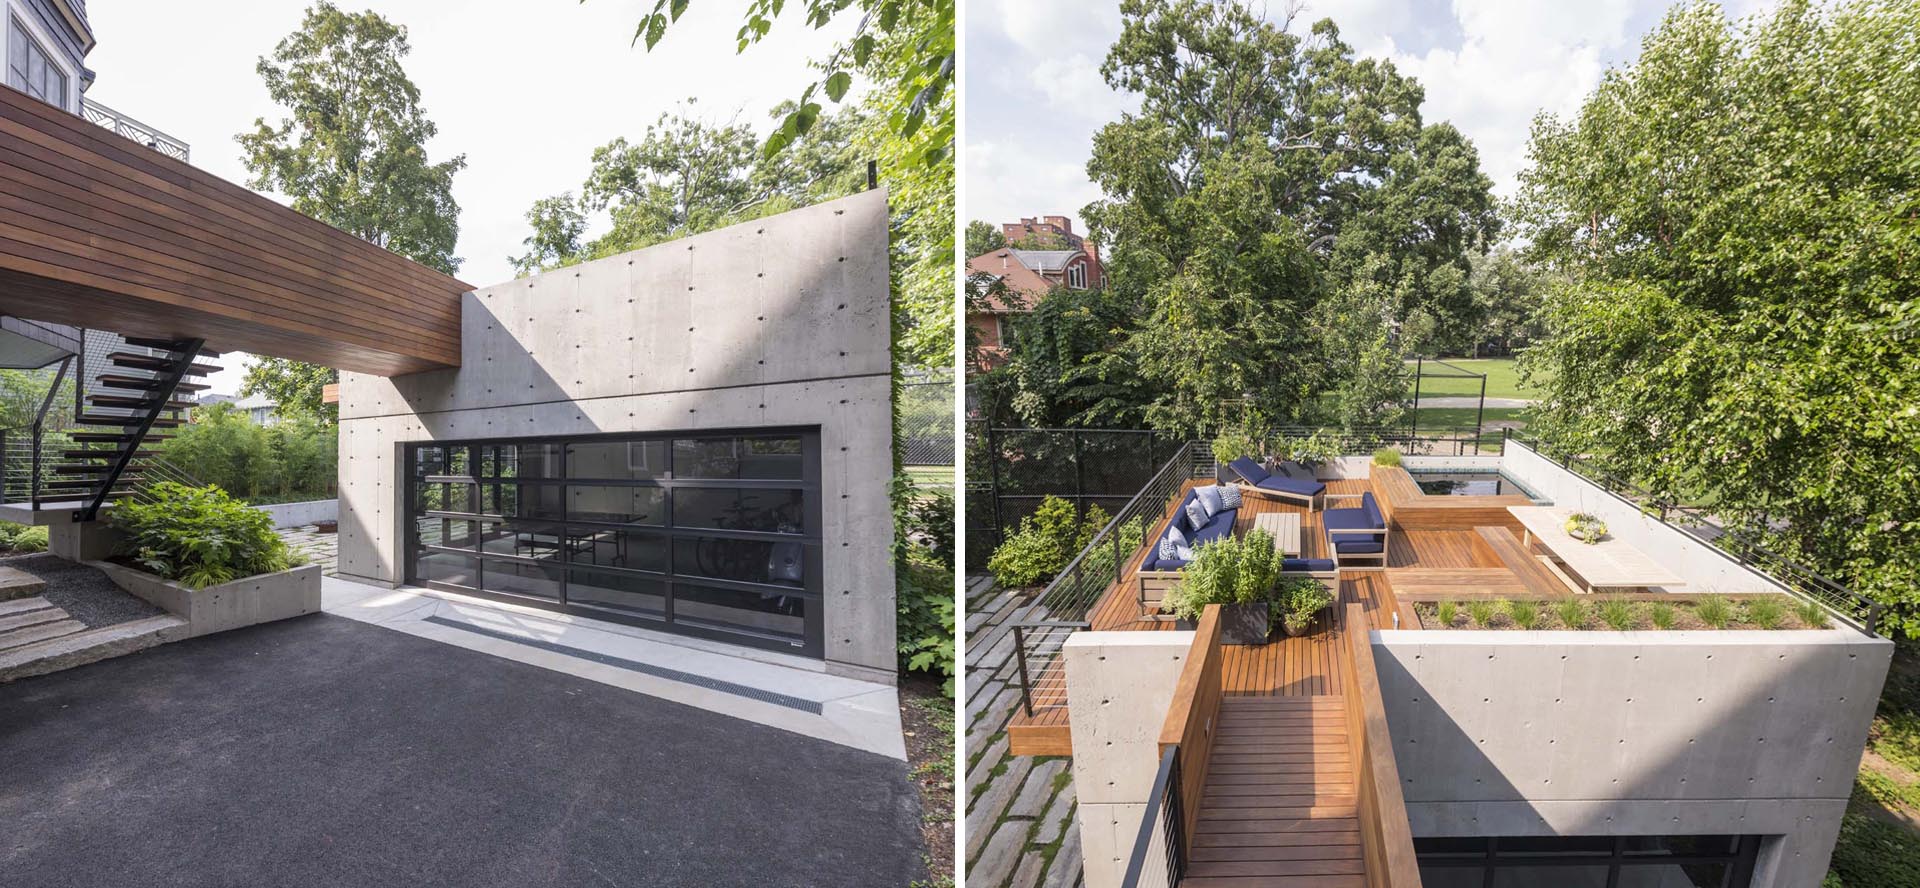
[1375,628,1892,887]
[336,190,896,680]
[1063,631,1195,888]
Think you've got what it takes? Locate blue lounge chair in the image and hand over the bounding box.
[1224,456,1326,510]
[1323,491,1390,569]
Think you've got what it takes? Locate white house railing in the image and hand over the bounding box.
[82,98,189,161]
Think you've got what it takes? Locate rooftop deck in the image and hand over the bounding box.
[1006,473,1569,755]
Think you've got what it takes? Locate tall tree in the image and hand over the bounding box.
[510,104,864,275]
[237,2,465,418]
[965,220,1006,257]
[619,0,955,372]
[1079,0,1496,435]
[1514,0,1920,634]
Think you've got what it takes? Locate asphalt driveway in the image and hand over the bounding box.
[0,614,923,887]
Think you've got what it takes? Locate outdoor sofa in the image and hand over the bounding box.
[1135,485,1338,616]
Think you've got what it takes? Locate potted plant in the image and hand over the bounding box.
[1276,575,1335,637]
[1564,512,1609,544]
[1210,428,1262,481]
[1161,530,1282,644]
[1273,431,1342,479]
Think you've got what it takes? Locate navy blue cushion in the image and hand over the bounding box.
[1150,555,1191,571]
[1361,491,1384,527]
[1282,558,1336,572]
[1256,474,1326,497]
[1226,456,1269,485]
[1333,538,1384,555]
[1192,508,1237,545]
[1321,508,1376,531]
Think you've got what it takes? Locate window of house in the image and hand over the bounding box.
[6,16,69,109]
[1067,261,1087,289]
[405,429,824,656]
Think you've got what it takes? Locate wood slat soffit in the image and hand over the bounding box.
[0,86,468,376]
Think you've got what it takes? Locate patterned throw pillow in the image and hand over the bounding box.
[1158,524,1188,561]
[1195,484,1225,516]
[1185,500,1210,530]
[1217,484,1242,509]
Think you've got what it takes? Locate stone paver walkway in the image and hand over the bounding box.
[275,526,338,576]
[965,574,1083,888]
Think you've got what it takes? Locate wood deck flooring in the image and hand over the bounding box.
[1007,476,1544,753]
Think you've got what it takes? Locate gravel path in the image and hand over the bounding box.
[0,553,162,628]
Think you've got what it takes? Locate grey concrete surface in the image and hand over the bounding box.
[1375,628,1892,888]
[0,613,923,887]
[93,561,320,638]
[337,191,896,680]
[0,553,160,628]
[252,498,337,528]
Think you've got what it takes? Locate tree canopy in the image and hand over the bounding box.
[1513,0,1920,635]
[237,2,465,419]
[987,0,1497,436]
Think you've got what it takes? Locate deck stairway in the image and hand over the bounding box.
[40,337,218,520]
[1186,696,1365,886]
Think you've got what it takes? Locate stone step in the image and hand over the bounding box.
[0,565,47,601]
[0,596,55,618]
[0,614,189,682]
[0,618,86,652]
[0,606,68,634]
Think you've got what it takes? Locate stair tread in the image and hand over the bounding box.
[0,618,86,653]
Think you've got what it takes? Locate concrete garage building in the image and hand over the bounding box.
[336,190,897,682]
[997,440,1892,888]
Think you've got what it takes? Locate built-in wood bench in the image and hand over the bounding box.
[1384,567,1528,599]
[1371,465,1536,531]
[1475,526,1574,597]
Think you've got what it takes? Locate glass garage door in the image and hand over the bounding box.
[405,429,824,658]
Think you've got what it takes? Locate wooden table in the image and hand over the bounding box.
[1251,511,1303,557]
[1505,506,1687,592]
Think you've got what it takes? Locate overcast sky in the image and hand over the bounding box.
[965,0,1780,246]
[83,0,851,394]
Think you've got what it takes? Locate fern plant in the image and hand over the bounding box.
[110,482,296,589]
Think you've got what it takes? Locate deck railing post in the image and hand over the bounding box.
[1012,624,1035,717]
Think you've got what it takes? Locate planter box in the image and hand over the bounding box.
[92,561,321,638]
[1219,602,1271,645]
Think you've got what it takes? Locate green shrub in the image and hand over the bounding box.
[1371,447,1401,467]
[986,496,1108,588]
[1436,601,1458,626]
[894,475,954,693]
[10,526,46,553]
[109,483,295,588]
[1696,595,1733,629]
[1163,530,1283,622]
[1796,599,1832,629]
[1276,574,1333,628]
[1210,429,1262,464]
[1468,599,1497,627]
[1598,597,1634,630]
[1554,598,1587,629]
[1827,808,1920,887]
[1746,597,1786,630]
[1508,600,1539,630]
[1649,602,1676,630]
[157,402,337,502]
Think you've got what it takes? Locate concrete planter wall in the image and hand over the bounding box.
[93,561,321,638]
[252,498,338,529]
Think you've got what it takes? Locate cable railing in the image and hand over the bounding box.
[1507,431,1883,636]
[1119,746,1184,888]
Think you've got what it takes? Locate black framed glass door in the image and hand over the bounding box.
[405,428,825,658]
[1414,834,1762,888]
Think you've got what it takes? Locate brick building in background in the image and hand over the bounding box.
[965,216,1105,369]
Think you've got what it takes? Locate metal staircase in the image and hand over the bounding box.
[39,337,219,520]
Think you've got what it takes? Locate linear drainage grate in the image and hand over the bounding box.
[423,615,823,714]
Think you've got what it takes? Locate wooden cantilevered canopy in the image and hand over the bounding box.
[0,86,468,376]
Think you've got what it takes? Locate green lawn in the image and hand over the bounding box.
[1408,357,1541,401]
[1410,406,1531,432]
[906,465,954,493]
